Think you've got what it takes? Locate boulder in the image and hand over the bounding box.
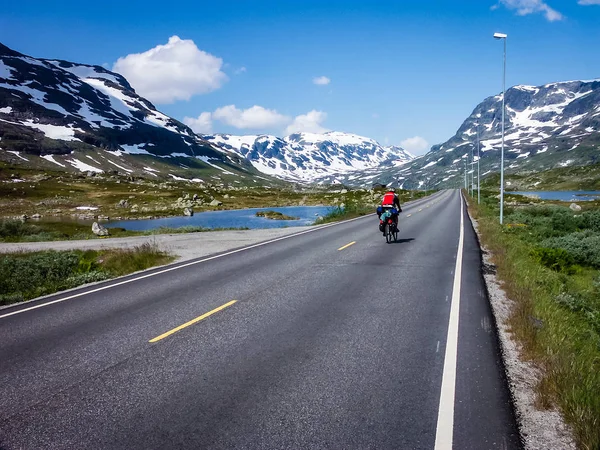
[31,213,42,219]
[569,203,582,212]
[192,193,199,200]
[92,222,109,236]
[223,194,230,199]
[117,199,129,208]
[210,199,223,206]
[340,189,348,194]
[183,207,194,216]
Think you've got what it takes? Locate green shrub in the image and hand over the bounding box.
[531,247,579,274]
[542,231,600,268]
[0,220,40,240]
[580,210,600,232]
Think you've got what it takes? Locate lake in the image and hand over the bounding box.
[510,191,600,202]
[105,205,335,231]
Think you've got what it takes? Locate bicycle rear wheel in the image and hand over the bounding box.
[385,224,392,243]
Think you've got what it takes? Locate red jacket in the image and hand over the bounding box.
[381,192,399,207]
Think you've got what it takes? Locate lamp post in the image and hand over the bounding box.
[477,121,481,204]
[494,32,507,224]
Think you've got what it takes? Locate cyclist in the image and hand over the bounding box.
[377,188,402,231]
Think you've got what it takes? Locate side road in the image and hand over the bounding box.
[0,227,315,262]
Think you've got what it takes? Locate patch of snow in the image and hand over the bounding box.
[169,174,187,181]
[7,151,29,161]
[196,156,235,175]
[0,82,70,116]
[517,152,530,159]
[0,106,13,114]
[143,166,159,173]
[41,154,66,167]
[120,144,150,155]
[76,206,99,211]
[105,159,133,173]
[67,158,103,173]
[0,61,17,79]
[21,121,82,141]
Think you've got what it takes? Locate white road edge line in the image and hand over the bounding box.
[0,214,371,320]
[434,190,464,450]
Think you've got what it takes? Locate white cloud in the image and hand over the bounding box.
[285,110,329,134]
[400,136,429,155]
[495,0,564,21]
[212,105,290,129]
[234,66,247,75]
[185,106,329,135]
[578,0,600,4]
[313,76,331,86]
[113,36,228,104]
[183,112,213,134]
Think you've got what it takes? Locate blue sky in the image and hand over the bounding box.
[1,0,599,154]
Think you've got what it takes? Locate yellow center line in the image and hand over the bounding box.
[149,300,237,343]
[338,241,356,251]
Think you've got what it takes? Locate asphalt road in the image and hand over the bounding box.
[0,190,521,450]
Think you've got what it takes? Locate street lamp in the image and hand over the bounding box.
[476,121,481,204]
[494,32,507,224]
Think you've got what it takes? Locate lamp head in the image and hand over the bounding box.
[494,32,507,39]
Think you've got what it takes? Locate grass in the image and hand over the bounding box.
[319,203,374,223]
[0,244,174,306]
[255,210,299,220]
[464,189,600,449]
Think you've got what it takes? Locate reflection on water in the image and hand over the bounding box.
[511,191,600,202]
[105,206,334,231]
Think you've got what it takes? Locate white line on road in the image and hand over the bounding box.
[434,191,465,450]
[0,214,372,320]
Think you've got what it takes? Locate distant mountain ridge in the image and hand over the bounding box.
[204,131,415,184]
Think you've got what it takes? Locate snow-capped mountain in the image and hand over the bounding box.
[367,79,600,189]
[204,131,415,183]
[0,43,253,181]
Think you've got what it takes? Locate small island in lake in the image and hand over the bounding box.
[256,210,300,220]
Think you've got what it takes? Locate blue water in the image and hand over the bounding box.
[106,205,334,231]
[511,191,600,202]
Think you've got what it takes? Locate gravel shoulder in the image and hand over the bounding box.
[0,226,315,261]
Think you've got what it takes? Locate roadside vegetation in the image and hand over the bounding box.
[465,188,600,449]
[0,244,174,306]
[319,188,436,223]
[0,219,252,242]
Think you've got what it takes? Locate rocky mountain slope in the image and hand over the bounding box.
[365,79,600,189]
[204,131,414,184]
[0,43,258,184]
